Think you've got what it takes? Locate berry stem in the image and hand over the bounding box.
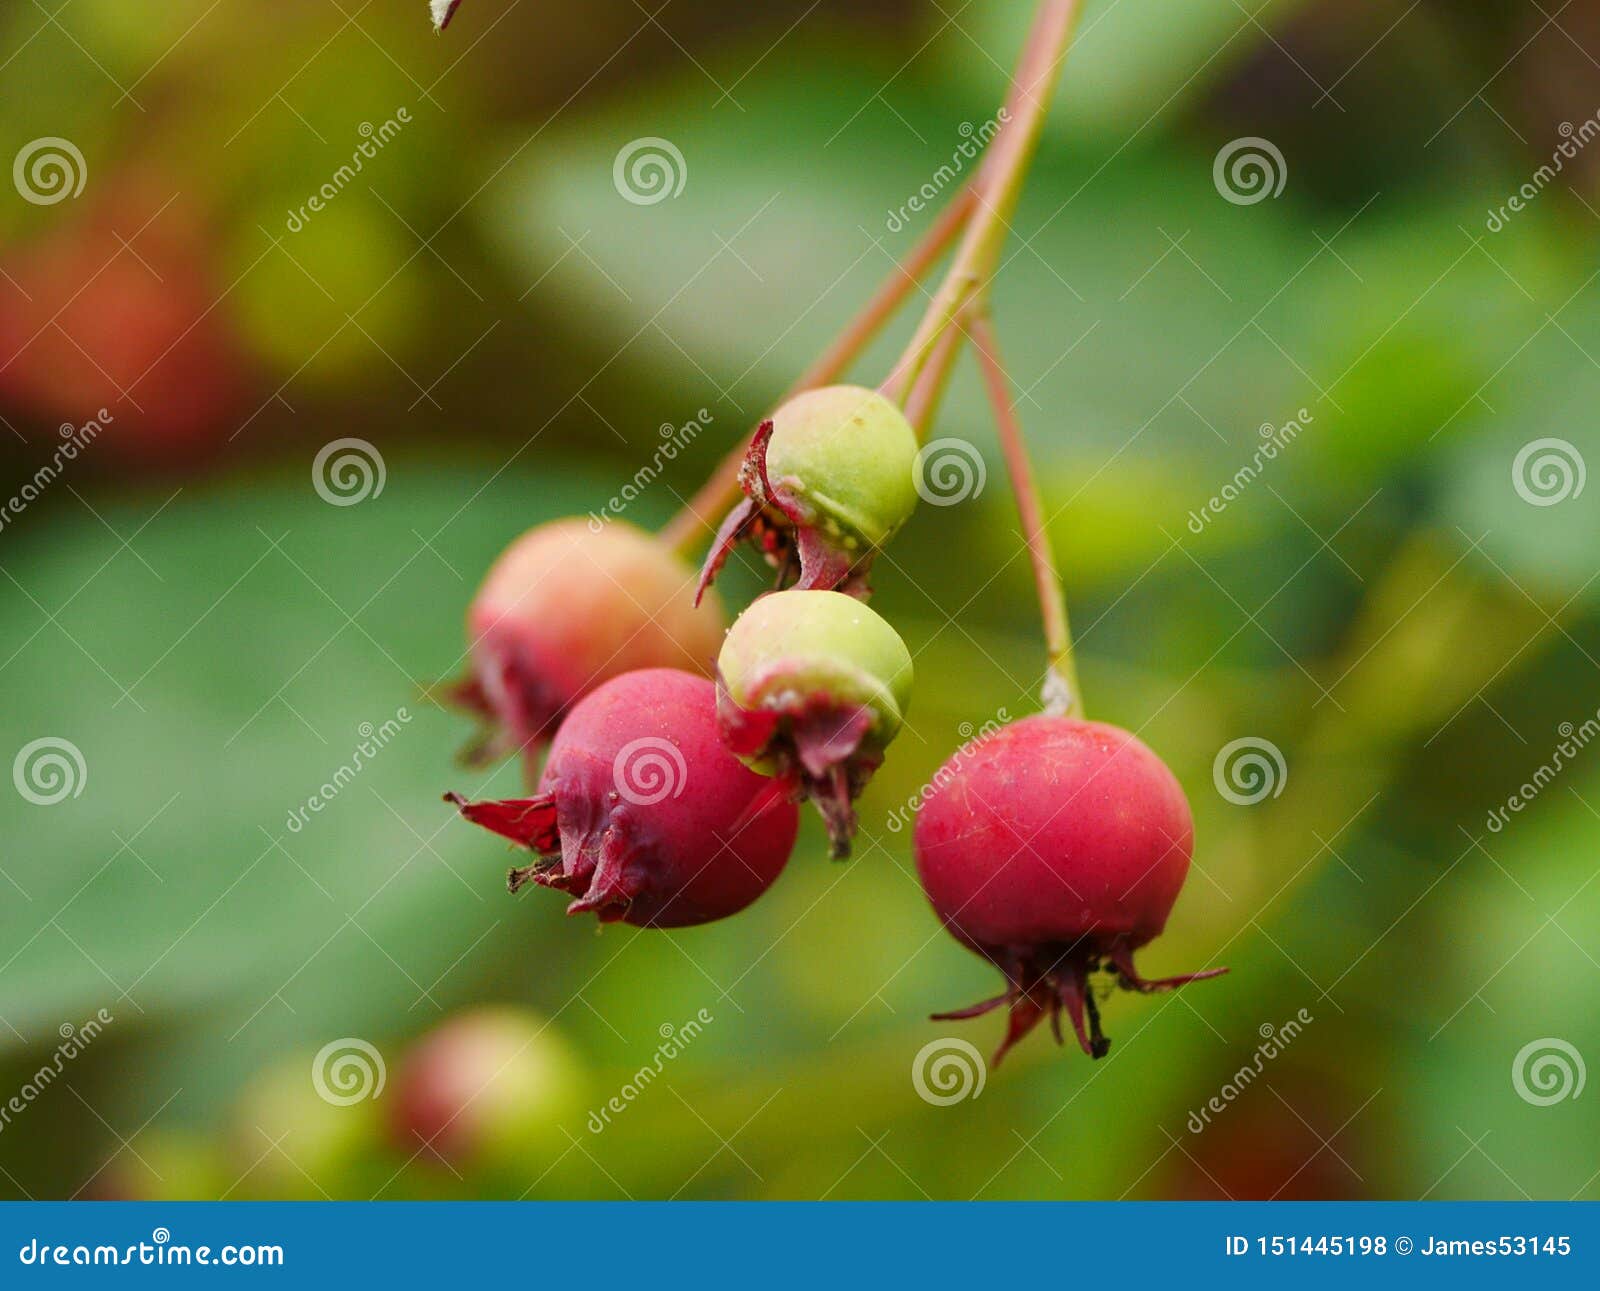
[884,0,1082,425]
[903,323,964,435]
[661,185,979,555]
[969,310,1083,718]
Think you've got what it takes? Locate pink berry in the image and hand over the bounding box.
[388,1007,581,1170]
[449,519,725,765]
[448,669,797,927]
[913,715,1226,1062]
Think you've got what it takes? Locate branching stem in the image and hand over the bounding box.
[661,187,978,555]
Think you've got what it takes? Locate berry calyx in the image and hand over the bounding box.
[717,589,913,858]
[449,519,725,765]
[913,715,1226,1063]
[696,385,920,600]
[389,1007,582,1171]
[448,668,797,927]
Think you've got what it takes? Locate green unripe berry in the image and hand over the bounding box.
[719,590,913,753]
[763,385,921,555]
[717,590,913,857]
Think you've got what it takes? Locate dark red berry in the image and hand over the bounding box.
[448,668,797,927]
[913,715,1226,1062]
[449,519,725,765]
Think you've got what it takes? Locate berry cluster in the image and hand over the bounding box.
[441,0,1224,1063]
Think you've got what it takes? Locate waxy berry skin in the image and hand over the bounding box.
[449,669,797,928]
[451,519,725,765]
[717,589,912,858]
[697,385,920,600]
[914,715,1225,1061]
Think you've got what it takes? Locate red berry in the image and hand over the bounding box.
[0,181,246,464]
[448,668,797,927]
[388,1007,581,1170]
[913,715,1226,1062]
[451,519,725,764]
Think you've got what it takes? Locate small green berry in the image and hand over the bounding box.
[697,385,920,599]
[717,589,913,857]
[765,385,921,554]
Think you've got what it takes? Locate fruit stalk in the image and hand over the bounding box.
[661,186,979,554]
[969,311,1082,718]
[885,0,1082,420]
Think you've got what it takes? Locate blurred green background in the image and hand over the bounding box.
[2,0,1598,1201]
